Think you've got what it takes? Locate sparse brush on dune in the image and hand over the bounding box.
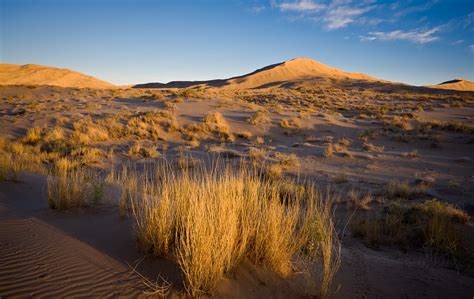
[203,112,233,141]
[279,117,301,129]
[248,110,271,125]
[117,159,339,297]
[47,161,104,210]
[351,199,470,267]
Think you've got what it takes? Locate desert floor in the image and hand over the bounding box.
[0,84,473,297]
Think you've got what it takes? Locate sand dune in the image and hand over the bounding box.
[427,78,474,92]
[0,217,142,297]
[0,64,114,89]
[134,57,384,89]
[224,58,382,89]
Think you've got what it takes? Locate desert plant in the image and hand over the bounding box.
[323,143,334,158]
[279,117,301,129]
[203,112,233,141]
[47,162,104,210]
[248,110,270,125]
[351,199,470,265]
[123,159,339,296]
[387,180,428,199]
[23,127,42,145]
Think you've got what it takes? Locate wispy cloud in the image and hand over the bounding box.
[274,0,325,12]
[390,0,438,18]
[361,26,442,44]
[250,5,266,13]
[469,45,474,53]
[323,4,375,30]
[451,39,464,46]
[273,0,377,30]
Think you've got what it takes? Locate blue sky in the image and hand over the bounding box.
[1,0,473,86]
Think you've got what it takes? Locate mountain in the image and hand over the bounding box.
[0,64,114,89]
[427,79,474,92]
[134,58,384,89]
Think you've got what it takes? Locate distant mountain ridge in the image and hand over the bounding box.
[0,64,114,89]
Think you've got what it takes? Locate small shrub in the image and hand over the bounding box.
[248,147,266,160]
[203,112,233,141]
[236,131,252,140]
[275,152,299,168]
[248,110,270,125]
[24,127,42,145]
[279,117,301,129]
[47,163,104,210]
[362,143,384,152]
[387,180,428,199]
[351,200,470,264]
[323,143,334,158]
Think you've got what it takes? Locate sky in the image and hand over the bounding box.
[1,0,473,86]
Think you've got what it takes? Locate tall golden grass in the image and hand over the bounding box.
[47,160,104,210]
[115,159,340,296]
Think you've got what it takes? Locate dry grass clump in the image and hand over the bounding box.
[279,117,301,129]
[420,120,474,133]
[402,149,419,159]
[248,147,267,161]
[358,128,377,141]
[47,162,104,210]
[362,143,384,152]
[323,143,334,158]
[24,126,43,144]
[0,139,47,180]
[351,199,470,265]
[348,190,373,210]
[203,112,233,141]
[70,146,103,164]
[180,87,203,99]
[127,142,142,157]
[127,111,178,141]
[206,144,241,158]
[0,153,23,181]
[142,146,160,158]
[275,152,300,169]
[387,180,428,199]
[122,160,339,296]
[384,115,412,131]
[72,117,109,143]
[338,137,351,147]
[236,131,252,140]
[95,116,126,138]
[248,110,270,125]
[255,136,265,145]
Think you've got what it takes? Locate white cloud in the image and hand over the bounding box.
[361,27,441,44]
[272,0,377,30]
[275,0,325,12]
[469,45,474,52]
[323,5,375,30]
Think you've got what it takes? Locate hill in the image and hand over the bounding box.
[134,58,384,89]
[427,79,474,92]
[0,64,114,89]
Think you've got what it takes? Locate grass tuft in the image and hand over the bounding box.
[120,159,339,296]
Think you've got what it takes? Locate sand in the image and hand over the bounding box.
[427,78,474,92]
[134,58,385,89]
[0,64,115,89]
[0,60,473,297]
